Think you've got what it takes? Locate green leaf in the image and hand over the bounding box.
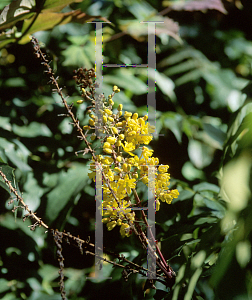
[64,268,86,294]
[188,139,213,169]
[0,163,15,195]
[203,123,226,150]
[0,214,46,247]
[62,43,94,68]
[127,1,156,20]
[158,47,205,68]
[0,0,36,28]
[193,182,220,194]
[149,69,176,102]
[165,59,199,77]
[42,0,82,12]
[0,138,31,172]
[12,122,52,137]
[38,264,59,294]
[162,112,183,143]
[119,16,180,42]
[4,77,26,87]
[175,69,202,86]
[181,161,205,181]
[0,1,11,11]
[104,69,147,95]
[0,278,10,293]
[22,173,44,211]
[0,116,11,131]
[46,163,89,222]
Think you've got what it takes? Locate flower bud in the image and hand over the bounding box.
[89,119,95,126]
[133,173,138,179]
[103,148,112,154]
[117,104,123,111]
[124,111,132,118]
[141,176,149,184]
[107,137,116,144]
[116,122,123,127]
[132,113,138,120]
[107,220,117,231]
[104,109,112,115]
[103,142,111,148]
[112,127,118,134]
[116,156,122,162]
[102,218,110,223]
[113,85,120,93]
[122,163,128,172]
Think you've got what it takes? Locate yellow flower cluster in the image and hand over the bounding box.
[82,86,179,237]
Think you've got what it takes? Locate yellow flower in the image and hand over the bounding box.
[132,113,138,120]
[118,174,136,194]
[89,119,95,126]
[124,111,132,119]
[88,171,96,181]
[102,157,113,165]
[103,142,113,154]
[104,108,112,115]
[107,220,117,231]
[141,146,154,160]
[116,156,122,162]
[141,176,149,185]
[120,223,130,238]
[113,85,120,93]
[115,167,122,173]
[85,95,179,228]
[122,142,135,155]
[112,127,118,134]
[107,137,117,144]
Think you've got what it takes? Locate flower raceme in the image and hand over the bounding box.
[80,86,179,237]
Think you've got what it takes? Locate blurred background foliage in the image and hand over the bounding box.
[0,0,252,299]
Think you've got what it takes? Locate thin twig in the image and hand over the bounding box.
[0,169,49,229]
